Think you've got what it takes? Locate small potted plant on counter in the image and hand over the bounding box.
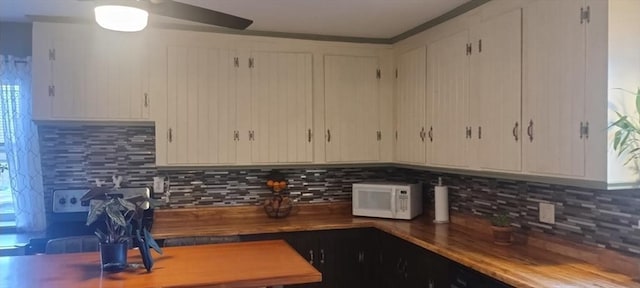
[83,187,162,272]
[490,211,513,245]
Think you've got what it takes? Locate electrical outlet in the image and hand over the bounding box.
[539,202,555,224]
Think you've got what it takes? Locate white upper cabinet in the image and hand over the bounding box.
[165,47,314,166]
[522,0,587,177]
[324,55,381,162]
[249,51,313,163]
[166,46,238,165]
[426,30,470,168]
[32,23,150,121]
[469,8,522,172]
[394,47,427,164]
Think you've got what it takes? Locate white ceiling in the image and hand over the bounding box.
[0,0,471,39]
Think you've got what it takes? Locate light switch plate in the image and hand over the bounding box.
[539,202,555,224]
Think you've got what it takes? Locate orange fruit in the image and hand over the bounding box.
[267,180,274,187]
[279,181,287,188]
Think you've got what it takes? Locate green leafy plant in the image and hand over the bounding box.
[85,193,138,244]
[83,187,163,272]
[610,88,640,166]
[490,212,511,227]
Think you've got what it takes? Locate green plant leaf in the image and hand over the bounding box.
[106,202,128,228]
[86,200,107,226]
[95,229,107,243]
[116,197,136,212]
[614,130,622,150]
[144,228,163,255]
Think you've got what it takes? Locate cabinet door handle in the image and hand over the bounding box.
[320,249,325,264]
[428,126,433,142]
[308,129,312,142]
[144,93,149,107]
[308,250,314,265]
[358,251,364,263]
[527,120,534,142]
[233,130,239,141]
[512,121,519,142]
[478,126,482,139]
[168,128,173,143]
[327,129,331,142]
[249,130,255,141]
[419,127,425,142]
[580,122,583,139]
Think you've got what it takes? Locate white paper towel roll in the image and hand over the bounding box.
[434,183,449,223]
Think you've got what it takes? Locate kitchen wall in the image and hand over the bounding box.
[38,124,640,257]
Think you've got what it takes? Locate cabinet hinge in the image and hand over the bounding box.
[377,131,382,141]
[580,122,589,139]
[48,85,55,97]
[580,6,590,24]
[234,57,239,68]
[248,57,254,68]
[376,69,381,79]
[48,49,55,61]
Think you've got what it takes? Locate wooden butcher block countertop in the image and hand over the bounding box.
[153,203,640,288]
[0,240,320,288]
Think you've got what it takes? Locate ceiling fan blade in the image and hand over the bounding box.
[149,0,253,30]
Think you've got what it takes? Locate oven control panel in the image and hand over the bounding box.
[52,187,152,213]
[52,189,91,213]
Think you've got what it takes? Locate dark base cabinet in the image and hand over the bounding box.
[240,228,513,288]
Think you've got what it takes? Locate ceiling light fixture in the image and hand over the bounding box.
[94,1,149,32]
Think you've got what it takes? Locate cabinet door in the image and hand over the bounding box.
[49,34,87,119]
[523,0,586,177]
[324,55,381,162]
[166,46,237,165]
[84,30,149,120]
[250,51,313,163]
[427,30,470,168]
[395,47,427,164]
[33,25,150,121]
[470,9,522,172]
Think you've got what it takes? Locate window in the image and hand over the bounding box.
[0,84,16,227]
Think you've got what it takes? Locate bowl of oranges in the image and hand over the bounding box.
[264,179,293,218]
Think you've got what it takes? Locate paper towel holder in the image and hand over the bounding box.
[433,177,449,224]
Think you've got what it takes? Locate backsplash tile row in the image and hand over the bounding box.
[38,124,640,257]
[37,125,398,211]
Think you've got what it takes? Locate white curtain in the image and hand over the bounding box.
[0,55,46,232]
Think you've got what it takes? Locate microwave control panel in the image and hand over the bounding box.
[398,190,409,211]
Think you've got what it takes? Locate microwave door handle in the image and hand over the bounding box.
[391,189,397,218]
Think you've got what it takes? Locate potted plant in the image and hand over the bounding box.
[490,212,513,245]
[609,88,640,165]
[83,187,162,272]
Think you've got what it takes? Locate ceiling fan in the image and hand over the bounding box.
[82,0,253,31]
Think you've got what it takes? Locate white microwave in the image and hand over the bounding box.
[352,183,423,220]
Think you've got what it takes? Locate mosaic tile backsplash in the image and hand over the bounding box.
[38,124,640,257]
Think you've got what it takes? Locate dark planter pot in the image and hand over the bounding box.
[100,243,128,272]
[491,226,513,245]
